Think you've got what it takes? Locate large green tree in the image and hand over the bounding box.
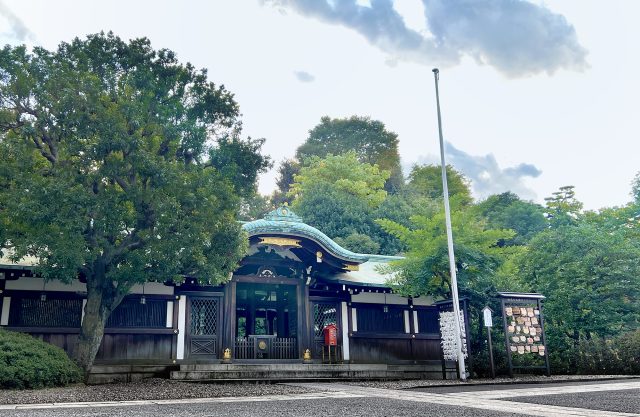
[544,185,583,227]
[288,153,381,251]
[407,164,473,204]
[519,223,640,369]
[271,158,299,206]
[0,33,269,373]
[475,192,547,246]
[296,116,404,192]
[287,153,413,255]
[289,151,389,208]
[376,202,517,298]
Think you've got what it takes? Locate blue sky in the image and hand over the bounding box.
[1,0,638,209]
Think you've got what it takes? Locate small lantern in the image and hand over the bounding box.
[303,348,312,362]
[222,348,232,363]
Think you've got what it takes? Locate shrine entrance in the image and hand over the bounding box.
[233,280,299,360]
[185,295,222,360]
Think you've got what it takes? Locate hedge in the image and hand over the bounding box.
[0,329,83,389]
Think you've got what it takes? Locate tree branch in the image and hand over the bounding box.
[40,132,58,162]
[111,231,144,262]
[31,135,57,165]
[113,176,129,191]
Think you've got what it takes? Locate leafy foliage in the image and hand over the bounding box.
[292,182,374,241]
[334,232,380,254]
[616,330,640,374]
[377,201,517,298]
[289,152,389,208]
[549,330,640,375]
[287,153,417,255]
[518,222,640,370]
[0,329,82,389]
[0,32,269,372]
[407,164,472,204]
[475,192,546,245]
[239,193,273,222]
[544,185,583,227]
[272,158,300,206]
[296,115,403,192]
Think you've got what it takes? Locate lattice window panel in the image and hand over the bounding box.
[190,298,218,336]
[313,303,338,338]
[9,297,82,328]
[106,298,167,328]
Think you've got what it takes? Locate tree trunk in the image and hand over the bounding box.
[72,265,118,380]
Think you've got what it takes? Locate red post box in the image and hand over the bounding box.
[323,323,338,346]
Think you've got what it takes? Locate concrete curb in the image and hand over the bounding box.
[0,391,364,411]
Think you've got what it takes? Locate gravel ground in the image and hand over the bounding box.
[0,379,314,405]
[1,374,636,406]
[0,397,533,417]
[508,388,640,414]
[344,374,638,390]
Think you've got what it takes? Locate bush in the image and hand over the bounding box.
[616,330,640,374]
[546,330,640,375]
[0,329,83,389]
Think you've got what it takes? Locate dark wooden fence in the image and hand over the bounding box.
[4,291,176,363]
[348,303,442,364]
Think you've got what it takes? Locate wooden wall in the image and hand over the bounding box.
[2,290,177,364]
[18,329,175,363]
[347,303,443,364]
[349,335,441,363]
[96,332,174,361]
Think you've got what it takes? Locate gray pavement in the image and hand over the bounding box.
[508,389,640,414]
[1,379,639,417]
[0,397,532,417]
[409,377,640,394]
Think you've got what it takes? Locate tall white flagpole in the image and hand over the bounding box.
[432,68,467,380]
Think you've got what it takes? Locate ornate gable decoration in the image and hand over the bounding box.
[263,206,303,223]
[242,205,400,265]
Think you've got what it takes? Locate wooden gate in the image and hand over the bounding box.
[186,296,221,359]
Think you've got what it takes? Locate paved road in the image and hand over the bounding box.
[2,379,639,417]
[0,397,531,417]
[410,377,640,394]
[508,389,640,414]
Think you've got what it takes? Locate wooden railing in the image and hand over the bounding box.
[234,337,254,359]
[234,336,297,359]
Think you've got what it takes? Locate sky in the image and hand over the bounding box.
[1,0,638,210]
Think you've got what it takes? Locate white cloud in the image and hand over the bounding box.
[269,0,588,77]
[0,0,34,41]
[410,142,542,201]
[294,70,316,82]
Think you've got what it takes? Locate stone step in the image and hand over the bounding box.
[88,364,176,385]
[91,365,174,374]
[170,363,443,381]
[178,362,441,372]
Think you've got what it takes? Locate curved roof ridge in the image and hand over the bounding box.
[241,206,403,264]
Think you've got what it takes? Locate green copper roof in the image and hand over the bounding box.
[241,206,402,264]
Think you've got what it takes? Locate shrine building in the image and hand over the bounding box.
[0,206,468,381]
